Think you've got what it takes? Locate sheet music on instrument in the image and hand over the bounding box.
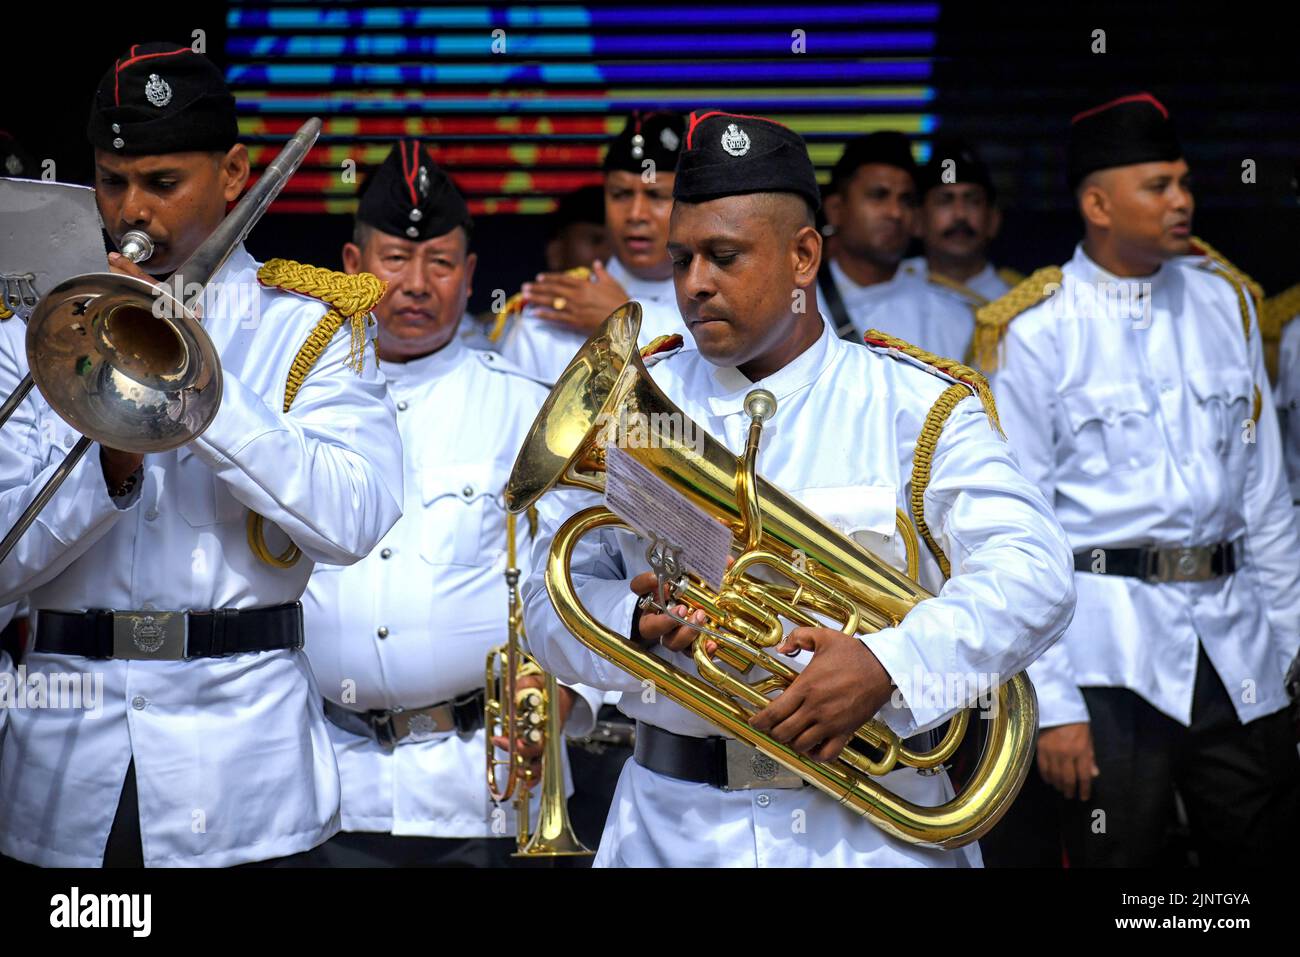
[0,179,107,301]
[603,444,732,590]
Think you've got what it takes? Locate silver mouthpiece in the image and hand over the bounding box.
[118,230,155,264]
[743,389,777,424]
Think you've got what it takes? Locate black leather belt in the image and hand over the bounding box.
[33,602,304,660]
[1073,542,1236,583]
[634,721,807,790]
[323,689,485,749]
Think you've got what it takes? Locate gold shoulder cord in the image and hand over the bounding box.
[1192,238,1266,424]
[863,329,1006,579]
[996,266,1026,288]
[970,266,1064,372]
[927,271,989,307]
[0,302,11,320]
[246,258,387,568]
[1262,283,1300,382]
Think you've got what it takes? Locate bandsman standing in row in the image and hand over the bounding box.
[496,111,690,384]
[522,109,1076,867]
[302,141,602,867]
[901,137,1021,307]
[979,92,1300,866]
[818,131,976,360]
[0,43,404,867]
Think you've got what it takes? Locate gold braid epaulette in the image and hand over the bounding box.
[257,258,388,408]
[247,258,387,568]
[0,302,12,320]
[971,266,1063,372]
[487,266,591,343]
[1261,283,1300,381]
[864,329,1007,576]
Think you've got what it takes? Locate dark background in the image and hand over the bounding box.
[4,1,1298,311]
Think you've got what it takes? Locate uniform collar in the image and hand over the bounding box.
[380,328,469,384]
[607,255,675,303]
[1070,244,1171,322]
[1072,243,1170,294]
[705,319,836,417]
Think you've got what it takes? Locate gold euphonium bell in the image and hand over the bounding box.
[485,510,593,858]
[504,302,1038,850]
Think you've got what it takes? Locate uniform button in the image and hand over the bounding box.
[380,548,392,559]
[1161,380,1174,393]
[1182,456,1192,467]
[396,400,409,411]
[131,695,147,711]
[755,794,771,808]
[112,137,125,149]
[461,485,474,498]
[377,626,389,639]
[63,435,74,449]
[145,508,159,521]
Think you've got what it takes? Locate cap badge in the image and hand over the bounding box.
[721,123,750,157]
[144,74,172,108]
[660,127,680,151]
[417,165,430,199]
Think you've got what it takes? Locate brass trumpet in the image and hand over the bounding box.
[504,303,1037,850]
[484,509,592,858]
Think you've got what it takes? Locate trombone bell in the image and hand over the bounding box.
[25,273,221,452]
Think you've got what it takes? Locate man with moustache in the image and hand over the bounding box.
[301,141,602,867]
[520,110,1076,867]
[0,43,404,867]
[819,131,977,361]
[979,92,1300,865]
[901,138,1019,306]
[496,111,689,384]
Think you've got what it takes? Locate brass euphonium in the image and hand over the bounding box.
[485,509,592,858]
[504,303,1038,850]
[0,117,322,564]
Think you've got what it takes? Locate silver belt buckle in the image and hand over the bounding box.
[721,738,804,790]
[111,611,188,661]
[389,703,456,744]
[1152,546,1212,583]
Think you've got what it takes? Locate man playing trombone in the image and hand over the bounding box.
[0,42,403,867]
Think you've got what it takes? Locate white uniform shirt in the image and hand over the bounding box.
[0,245,405,867]
[1274,316,1300,513]
[496,256,687,384]
[302,336,600,837]
[990,244,1300,730]
[901,256,1012,302]
[830,258,975,361]
[522,321,1076,867]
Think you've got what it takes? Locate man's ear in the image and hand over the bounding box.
[219,144,251,203]
[341,242,362,275]
[987,205,1002,241]
[793,225,822,287]
[1077,180,1111,232]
